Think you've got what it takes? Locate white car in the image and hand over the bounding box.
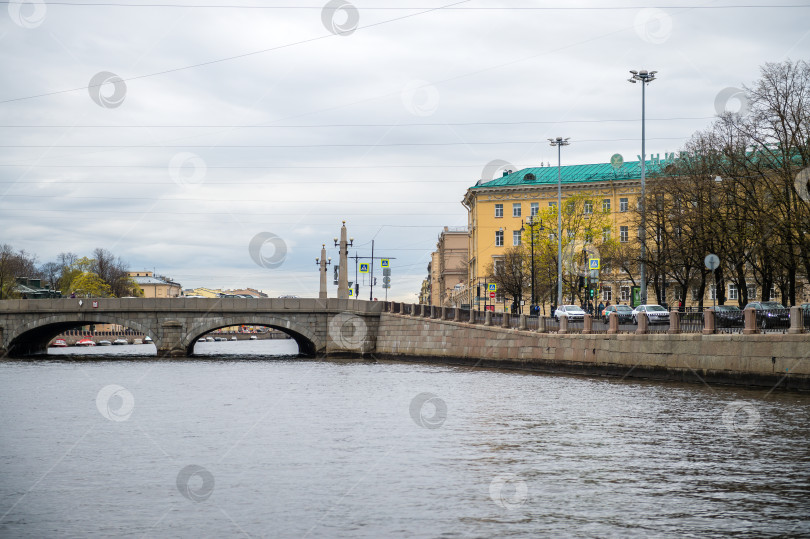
[631,304,670,324]
[554,305,586,321]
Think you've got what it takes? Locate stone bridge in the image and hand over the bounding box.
[0,298,385,357]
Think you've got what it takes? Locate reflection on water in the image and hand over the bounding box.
[47,338,300,357]
[3,343,809,537]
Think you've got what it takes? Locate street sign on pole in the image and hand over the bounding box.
[359,263,369,273]
[488,283,497,292]
[490,291,496,299]
[382,276,391,285]
[588,258,600,270]
[381,259,389,267]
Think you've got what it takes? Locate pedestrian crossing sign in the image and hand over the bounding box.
[348,287,354,297]
[488,283,497,292]
[359,263,369,273]
[589,258,600,270]
[381,259,389,267]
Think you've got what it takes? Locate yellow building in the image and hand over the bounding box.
[128,271,182,298]
[461,158,666,312]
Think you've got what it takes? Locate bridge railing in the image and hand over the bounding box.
[444,307,456,321]
[526,315,539,331]
[680,311,705,334]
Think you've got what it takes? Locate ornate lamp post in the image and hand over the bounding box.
[548,136,570,308]
[521,215,543,314]
[627,69,657,305]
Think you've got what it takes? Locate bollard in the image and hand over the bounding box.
[743,307,758,334]
[668,308,681,334]
[454,308,460,322]
[788,305,804,334]
[558,315,569,334]
[607,311,619,334]
[702,308,715,335]
[441,306,447,320]
[484,310,492,326]
[519,314,527,331]
[635,312,648,334]
[502,312,510,328]
[582,314,593,334]
[469,309,476,324]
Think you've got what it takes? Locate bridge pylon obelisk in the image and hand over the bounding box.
[318,244,329,299]
[337,221,352,299]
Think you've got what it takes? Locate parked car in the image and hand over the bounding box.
[714,305,744,328]
[602,304,634,324]
[554,305,586,321]
[631,304,670,324]
[745,301,790,329]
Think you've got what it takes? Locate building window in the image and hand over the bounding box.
[513,230,521,246]
[728,284,738,300]
[549,201,557,208]
[709,284,717,300]
[494,259,504,275]
[620,198,629,212]
[513,203,521,217]
[602,199,611,212]
[620,286,630,302]
[620,226,629,243]
[769,286,777,301]
[548,232,556,241]
[495,230,503,247]
[602,288,612,301]
[530,202,539,216]
[602,227,611,242]
[584,230,593,243]
[495,204,503,218]
[674,288,682,301]
[584,201,593,215]
[567,230,575,239]
[691,287,700,301]
[747,285,756,300]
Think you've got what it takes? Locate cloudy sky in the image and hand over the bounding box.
[1,0,808,300]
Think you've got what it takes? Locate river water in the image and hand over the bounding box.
[1,341,809,537]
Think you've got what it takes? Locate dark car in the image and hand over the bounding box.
[714,305,744,328]
[602,304,633,324]
[745,301,790,329]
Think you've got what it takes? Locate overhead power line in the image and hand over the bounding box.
[0,116,714,128]
[0,137,689,148]
[2,2,806,9]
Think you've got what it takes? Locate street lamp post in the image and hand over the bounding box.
[548,137,570,309]
[627,69,657,305]
[521,215,542,314]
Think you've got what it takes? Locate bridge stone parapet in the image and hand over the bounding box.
[0,298,386,357]
[375,312,810,390]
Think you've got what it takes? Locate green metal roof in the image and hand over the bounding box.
[471,159,674,189]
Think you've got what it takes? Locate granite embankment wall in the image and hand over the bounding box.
[375,313,810,390]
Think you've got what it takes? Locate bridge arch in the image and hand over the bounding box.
[184,316,320,356]
[6,314,158,356]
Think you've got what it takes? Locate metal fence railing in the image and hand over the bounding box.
[680,311,704,334]
[756,308,792,332]
[526,315,539,331]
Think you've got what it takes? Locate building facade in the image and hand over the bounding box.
[462,159,659,313]
[128,271,182,298]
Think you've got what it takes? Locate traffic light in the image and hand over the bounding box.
[354,283,359,297]
[578,276,585,288]
[590,289,595,298]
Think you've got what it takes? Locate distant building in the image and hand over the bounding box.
[128,271,181,298]
[221,288,268,298]
[15,277,61,299]
[420,226,470,307]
